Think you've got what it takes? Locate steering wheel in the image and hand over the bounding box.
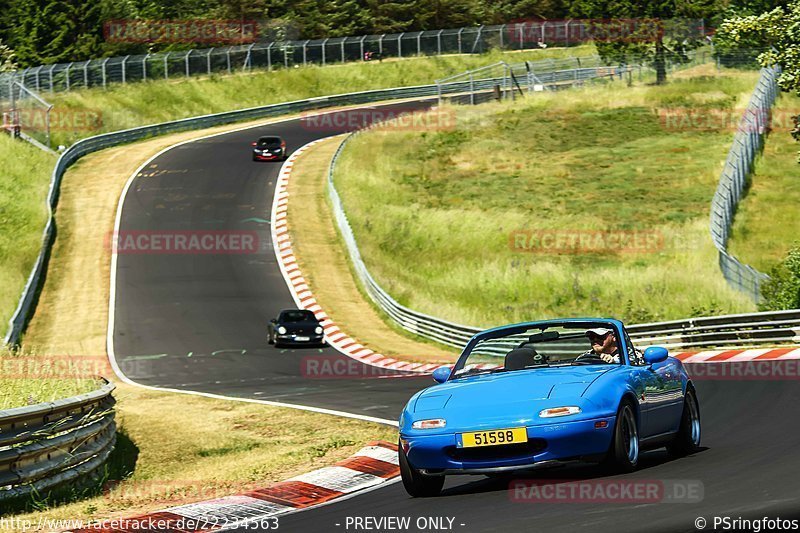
[573,352,607,365]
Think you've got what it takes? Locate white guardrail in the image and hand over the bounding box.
[327,131,800,352]
[0,380,116,502]
[5,53,794,353]
[3,54,624,347]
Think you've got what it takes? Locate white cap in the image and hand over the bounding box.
[585,327,612,337]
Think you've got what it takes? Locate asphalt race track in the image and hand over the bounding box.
[111,103,800,533]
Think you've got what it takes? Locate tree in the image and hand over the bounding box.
[759,244,800,310]
[570,1,714,83]
[716,1,800,157]
[716,2,800,94]
[0,39,17,71]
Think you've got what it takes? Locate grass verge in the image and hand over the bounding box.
[8,117,396,525]
[0,134,55,334]
[286,137,458,363]
[4,382,395,526]
[45,45,594,148]
[727,92,800,272]
[333,65,760,327]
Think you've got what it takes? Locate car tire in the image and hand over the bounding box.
[603,399,640,473]
[399,441,444,497]
[666,388,701,457]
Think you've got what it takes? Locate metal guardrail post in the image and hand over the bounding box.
[184,50,192,78]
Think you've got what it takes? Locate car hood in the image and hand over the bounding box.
[411,366,612,428]
[280,320,320,329]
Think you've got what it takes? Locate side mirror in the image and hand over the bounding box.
[432,366,451,384]
[643,346,668,365]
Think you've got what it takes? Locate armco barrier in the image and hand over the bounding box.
[0,379,115,502]
[327,131,800,353]
[3,54,624,346]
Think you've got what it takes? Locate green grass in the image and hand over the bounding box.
[0,135,55,335]
[45,45,594,148]
[0,348,100,409]
[0,45,592,346]
[727,92,800,272]
[334,66,761,327]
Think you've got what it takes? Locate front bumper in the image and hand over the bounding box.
[253,151,283,160]
[276,333,325,344]
[401,416,615,472]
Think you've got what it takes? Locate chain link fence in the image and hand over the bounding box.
[1,81,53,150]
[0,19,706,99]
[709,66,781,302]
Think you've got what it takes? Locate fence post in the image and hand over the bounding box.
[499,24,505,49]
[303,40,309,66]
[48,64,55,92]
[121,55,129,84]
[65,63,70,91]
[398,33,404,58]
[226,48,232,74]
[101,59,108,89]
[379,34,384,56]
[322,38,328,65]
[164,52,170,79]
[267,42,274,70]
[437,29,443,54]
[206,49,212,75]
[417,32,421,55]
[284,44,289,68]
[340,39,345,63]
[82,62,88,88]
[143,53,149,81]
[458,28,464,54]
[469,73,474,105]
[35,65,42,91]
[184,50,191,78]
[360,35,366,61]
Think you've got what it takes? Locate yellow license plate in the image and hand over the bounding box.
[459,427,527,448]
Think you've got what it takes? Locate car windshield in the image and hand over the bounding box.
[451,322,622,379]
[280,310,317,322]
[257,137,282,147]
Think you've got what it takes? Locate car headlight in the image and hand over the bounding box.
[412,418,446,430]
[315,326,323,334]
[539,406,581,418]
[277,326,287,335]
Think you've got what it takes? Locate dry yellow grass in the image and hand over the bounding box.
[12,115,399,527]
[286,137,458,364]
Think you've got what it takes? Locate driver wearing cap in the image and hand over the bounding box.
[583,327,620,363]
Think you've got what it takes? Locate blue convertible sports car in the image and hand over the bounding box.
[398,319,701,497]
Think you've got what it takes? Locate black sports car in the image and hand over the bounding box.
[268,309,325,347]
[252,136,287,161]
